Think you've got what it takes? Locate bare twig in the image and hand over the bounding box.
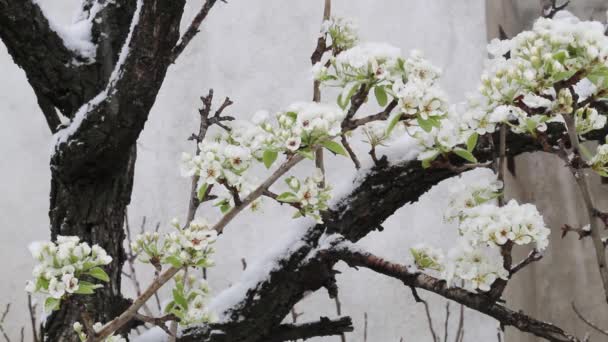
[444,303,450,342]
[93,267,181,341]
[563,113,608,303]
[123,212,153,316]
[510,249,543,276]
[171,0,222,62]
[212,153,305,234]
[0,304,11,342]
[323,246,582,342]
[363,312,368,342]
[542,0,570,19]
[572,302,608,336]
[454,299,465,342]
[341,134,361,170]
[186,89,235,224]
[27,295,39,342]
[134,313,177,337]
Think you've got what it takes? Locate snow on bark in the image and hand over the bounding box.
[50,0,144,153]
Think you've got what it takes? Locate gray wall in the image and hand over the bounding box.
[0,1,499,341]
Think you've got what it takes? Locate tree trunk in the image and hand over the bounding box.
[44,147,136,341]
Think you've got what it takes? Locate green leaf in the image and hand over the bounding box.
[36,277,49,291]
[417,117,440,133]
[44,297,60,312]
[553,69,577,82]
[466,133,478,152]
[374,85,388,107]
[164,256,183,268]
[588,65,608,89]
[197,183,209,202]
[276,192,299,203]
[321,140,347,156]
[263,150,278,169]
[74,282,97,295]
[220,203,231,214]
[453,148,478,163]
[297,149,315,160]
[386,112,403,136]
[88,267,110,283]
[172,288,188,310]
[285,111,297,121]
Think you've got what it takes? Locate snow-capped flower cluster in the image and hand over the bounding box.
[411,15,608,166]
[458,199,551,250]
[321,16,358,52]
[444,176,503,222]
[131,218,217,269]
[589,142,608,177]
[165,272,216,326]
[411,175,550,292]
[73,322,126,342]
[277,170,331,223]
[442,244,509,292]
[25,236,112,312]
[575,105,606,135]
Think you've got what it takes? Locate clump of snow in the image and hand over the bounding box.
[32,0,115,63]
[574,78,598,102]
[132,327,168,342]
[51,0,143,153]
[205,218,315,322]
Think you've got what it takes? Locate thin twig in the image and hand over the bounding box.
[212,153,305,234]
[510,249,543,276]
[171,0,222,62]
[341,134,361,169]
[563,113,608,303]
[134,313,177,337]
[443,302,450,342]
[571,301,608,337]
[26,295,39,342]
[92,267,181,341]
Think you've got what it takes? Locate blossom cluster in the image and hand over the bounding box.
[321,16,358,52]
[181,101,345,217]
[589,142,608,177]
[411,175,550,292]
[25,236,112,312]
[412,15,608,166]
[164,271,215,326]
[131,218,217,269]
[73,322,125,342]
[277,170,331,223]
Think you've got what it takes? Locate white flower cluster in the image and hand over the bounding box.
[181,102,345,215]
[411,175,550,292]
[277,170,331,223]
[458,199,551,250]
[589,142,608,177]
[414,16,608,166]
[576,105,606,135]
[73,322,125,342]
[131,218,217,269]
[25,236,112,312]
[442,244,509,292]
[165,272,215,326]
[321,16,358,52]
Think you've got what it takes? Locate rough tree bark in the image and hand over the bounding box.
[0,0,187,340]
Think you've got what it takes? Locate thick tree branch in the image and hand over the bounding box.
[325,246,580,342]
[265,316,353,342]
[171,0,221,62]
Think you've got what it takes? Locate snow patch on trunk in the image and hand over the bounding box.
[50,0,143,154]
